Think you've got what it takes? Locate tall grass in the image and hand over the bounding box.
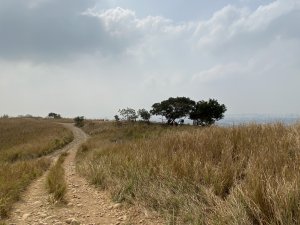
[0,118,73,162]
[0,118,73,220]
[46,153,68,202]
[0,159,50,218]
[77,121,300,225]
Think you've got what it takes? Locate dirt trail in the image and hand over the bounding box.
[5,124,163,225]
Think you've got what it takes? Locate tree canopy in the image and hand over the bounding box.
[114,115,120,121]
[138,109,151,122]
[48,112,61,119]
[118,108,138,122]
[189,99,226,126]
[115,97,226,126]
[150,97,195,124]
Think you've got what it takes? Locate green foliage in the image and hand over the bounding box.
[114,97,226,126]
[74,116,84,127]
[48,112,61,119]
[189,99,226,126]
[151,97,195,124]
[138,109,151,122]
[118,108,138,122]
[114,115,120,122]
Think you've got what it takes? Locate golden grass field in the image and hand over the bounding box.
[0,118,73,219]
[46,152,68,203]
[77,121,300,225]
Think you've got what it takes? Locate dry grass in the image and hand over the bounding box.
[77,121,300,225]
[0,118,73,162]
[0,118,73,219]
[0,159,50,218]
[46,153,68,202]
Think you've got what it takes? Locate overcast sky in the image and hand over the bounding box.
[0,0,300,118]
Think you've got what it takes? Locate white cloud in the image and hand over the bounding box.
[192,63,246,83]
[1,0,300,116]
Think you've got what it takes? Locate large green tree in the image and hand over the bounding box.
[189,99,226,126]
[151,97,195,124]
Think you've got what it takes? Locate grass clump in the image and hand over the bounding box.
[0,159,50,219]
[46,153,68,202]
[77,121,300,225]
[0,118,73,220]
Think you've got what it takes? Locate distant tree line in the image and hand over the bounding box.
[115,97,226,126]
[47,112,85,127]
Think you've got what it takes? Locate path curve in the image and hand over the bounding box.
[5,124,163,225]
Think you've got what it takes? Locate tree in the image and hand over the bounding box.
[74,116,84,127]
[189,99,226,126]
[118,108,138,122]
[48,112,61,119]
[138,109,151,122]
[151,97,195,124]
[114,115,120,122]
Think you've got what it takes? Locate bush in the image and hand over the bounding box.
[74,116,84,127]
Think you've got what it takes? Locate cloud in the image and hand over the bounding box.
[1,0,298,64]
[193,0,300,60]
[0,0,300,116]
[0,0,114,61]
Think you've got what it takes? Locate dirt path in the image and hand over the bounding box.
[5,124,163,225]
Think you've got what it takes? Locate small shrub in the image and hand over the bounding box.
[74,116,84,127]
[114,115,120,122]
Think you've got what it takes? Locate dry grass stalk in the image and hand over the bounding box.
[46,153,68,202]
[77,121,300,225]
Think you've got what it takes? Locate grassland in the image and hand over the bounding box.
[0,118,73,219]
[46,152,68,203]
[76,121,300,225]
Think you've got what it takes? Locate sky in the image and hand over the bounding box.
[0,0,300,119]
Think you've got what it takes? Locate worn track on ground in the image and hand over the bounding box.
[5,124,163,225]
